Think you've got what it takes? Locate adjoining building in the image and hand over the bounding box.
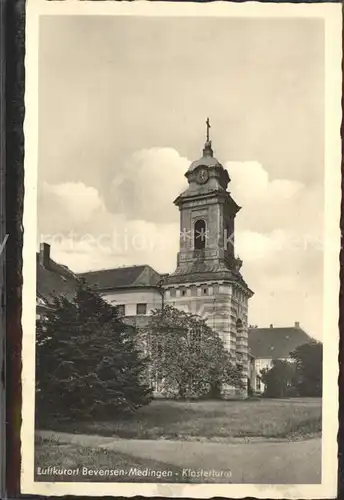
[248,323,315,394]
[35,245,316,398]
[78,265,165,329]
[35,241,316,398]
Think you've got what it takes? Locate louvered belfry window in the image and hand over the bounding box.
[194,219,206,250]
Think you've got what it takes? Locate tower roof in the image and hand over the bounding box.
[179,120,230,197]
[187,149,223,173]
[187,118,224,173]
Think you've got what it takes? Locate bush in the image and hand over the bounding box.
[139,306,244,399]
[260,359,297,398]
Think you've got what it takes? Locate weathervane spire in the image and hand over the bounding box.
[206,117,211,142]
[203,117,213,157]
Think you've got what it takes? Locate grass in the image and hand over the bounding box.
[35,436,191,483]
[45,397,322,442]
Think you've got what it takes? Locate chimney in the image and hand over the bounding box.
[270,324,273,328]
[39,242,50,268]
[294,321,300,328]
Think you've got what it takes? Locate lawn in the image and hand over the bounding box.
[35,436,191,483]
[46,397,322,442]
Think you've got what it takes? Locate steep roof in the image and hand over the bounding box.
[187,155,223,173]
[78,265,162,291]
[248,325,315,359]
[187,141,223,173]
[36,253,78,305]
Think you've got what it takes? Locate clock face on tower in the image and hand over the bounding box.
[196,167,209,184]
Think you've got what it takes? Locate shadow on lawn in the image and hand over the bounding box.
[38,398,322,442]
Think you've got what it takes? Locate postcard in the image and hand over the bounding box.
[21,0,341,497]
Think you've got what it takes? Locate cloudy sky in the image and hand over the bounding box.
[38,14,325,339]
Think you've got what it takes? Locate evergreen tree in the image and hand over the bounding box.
[36,280,152,426]
[260,359,297,398]
[290,341,322,397]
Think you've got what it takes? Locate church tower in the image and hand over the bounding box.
[164,119,254,397]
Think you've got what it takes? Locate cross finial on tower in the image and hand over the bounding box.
[206,117,211,142]
[203,117,213,157]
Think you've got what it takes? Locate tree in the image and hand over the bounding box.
[36,280,152,426]
[290,341,322,397]
[260,359,297,398]
[139,305,244,399]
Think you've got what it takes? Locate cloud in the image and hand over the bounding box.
[39,179,180,274]
[39,181,107,233]
[236,223,323,334]
[236,230,290,262]
[226,160,323,237]
[107,148,190,223]
[225,162,323,338]
[227,161,303,201]
[46,219,180,275]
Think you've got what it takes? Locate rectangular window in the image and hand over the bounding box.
[116,304,125,316]
[136,303,147,315]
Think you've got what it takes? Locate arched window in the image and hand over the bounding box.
[236,319,244,350]
[236,319,243,335]
[194,219,206,250]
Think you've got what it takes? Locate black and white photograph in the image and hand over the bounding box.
[21,1,341,497]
